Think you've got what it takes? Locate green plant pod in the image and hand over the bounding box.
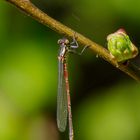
[107,29,138,62]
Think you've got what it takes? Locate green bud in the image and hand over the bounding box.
[107,29,138,62]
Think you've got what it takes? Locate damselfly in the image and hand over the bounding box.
[57,36,86,140]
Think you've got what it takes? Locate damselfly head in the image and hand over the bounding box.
[58,38,70,46]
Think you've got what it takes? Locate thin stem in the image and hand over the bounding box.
[4,0,140,82]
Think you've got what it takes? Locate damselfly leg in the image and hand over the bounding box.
[69,35,89,55]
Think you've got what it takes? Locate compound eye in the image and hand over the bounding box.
[57,39,62,45]
[64,39,69,45]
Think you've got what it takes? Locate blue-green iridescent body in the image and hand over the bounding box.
[107,29,138,62]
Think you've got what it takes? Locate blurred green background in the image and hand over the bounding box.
[0,0,140,140]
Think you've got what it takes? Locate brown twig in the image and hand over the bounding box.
[4,0,140,81]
